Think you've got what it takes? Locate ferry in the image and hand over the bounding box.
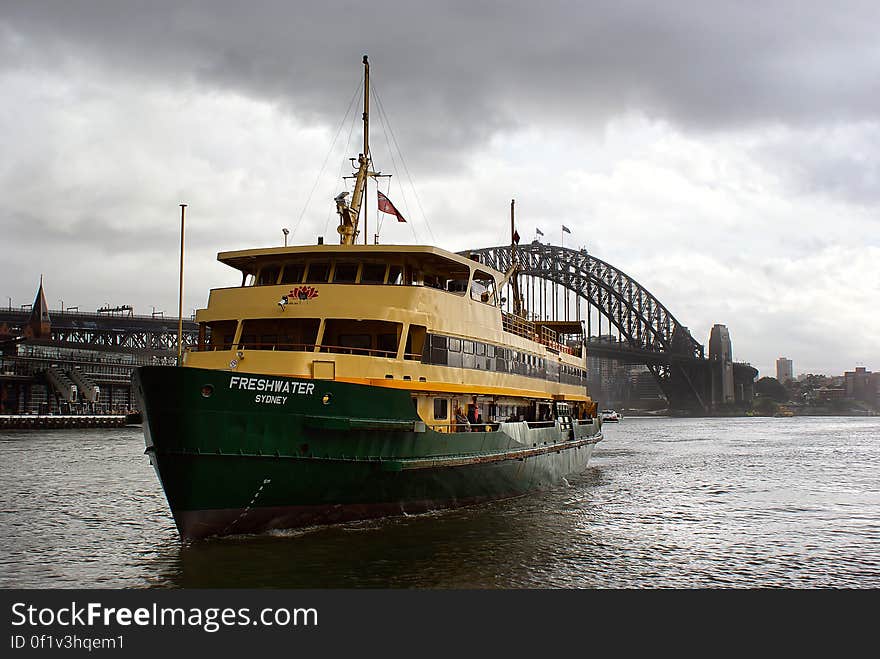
[134,56,603,540]
[600,409,621,423]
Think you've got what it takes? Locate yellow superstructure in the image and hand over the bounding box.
[186,243,594,430]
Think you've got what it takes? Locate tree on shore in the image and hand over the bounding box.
[755,376,789,402]
[751,396,779,416]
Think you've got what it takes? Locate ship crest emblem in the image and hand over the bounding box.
[289,286,319,302]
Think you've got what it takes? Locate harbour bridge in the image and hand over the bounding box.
[462,243,757,414]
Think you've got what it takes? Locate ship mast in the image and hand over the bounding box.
[510,199,525,318]
[336,55,374,245]
[498,198,526,317]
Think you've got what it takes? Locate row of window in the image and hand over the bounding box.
[422,334,586,386]
[202,317,585,386]
[255,262,397,286]
[250,261,498,305]
[431,398,572,424]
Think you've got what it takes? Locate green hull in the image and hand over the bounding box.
[133,366,602,540]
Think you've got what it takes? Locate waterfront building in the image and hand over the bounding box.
[776,357,793,384]
[844,367,879,405]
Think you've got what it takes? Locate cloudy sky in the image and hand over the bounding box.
[2,0,878,377]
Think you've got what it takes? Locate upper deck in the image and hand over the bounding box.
[217,244,499,286]
[187,241,588,402]
[197,241,580,357]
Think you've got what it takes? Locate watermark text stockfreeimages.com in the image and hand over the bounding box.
[10,601,318,634]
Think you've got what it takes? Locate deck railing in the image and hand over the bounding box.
[188,342,422,360]
[501,312,576,355]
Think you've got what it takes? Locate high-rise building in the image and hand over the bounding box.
[709,324,734,403]
[776,357,793,383]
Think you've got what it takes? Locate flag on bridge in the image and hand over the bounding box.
[562,225,571,234]
[536,228,544,237]
[377,190,406,222]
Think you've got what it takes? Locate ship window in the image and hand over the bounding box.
[207,320,237,351]
[257,266,280,286]
[333,263,359,283]
[238,318,319,351]
[338,334,371,354]
[434,398,448,420]
[428,334,446,365]
[306,262,330,283]
[283,318,320,350]
[281,263,305,284]
[423,273,443,289]
[471,270,496,304]
[476,342,486,356]
[446,278,468,294]
[406,325,427,361]
[448,338,461,353]
[462,340,474,355]
[462,351,475,369]
[377,333,398,357]
[322,319,403,357]
[387,265,403,285]
[361,263,387,284]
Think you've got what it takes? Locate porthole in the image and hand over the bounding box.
[322,393,332,405]
[200,384,214,398]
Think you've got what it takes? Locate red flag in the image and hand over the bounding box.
[377,190,406,222]
[513,229,520,244]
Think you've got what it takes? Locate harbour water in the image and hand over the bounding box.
[1,416,878,588]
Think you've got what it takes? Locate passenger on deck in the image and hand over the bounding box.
[455,406,470,431]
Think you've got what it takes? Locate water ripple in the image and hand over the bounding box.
[1,418,879,588]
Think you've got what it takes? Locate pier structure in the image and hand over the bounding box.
[0,283,198,416]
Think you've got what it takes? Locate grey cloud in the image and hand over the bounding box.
[754,125,880,208]
[3,0,879,158]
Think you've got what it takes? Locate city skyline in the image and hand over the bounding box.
[2,2,878,378]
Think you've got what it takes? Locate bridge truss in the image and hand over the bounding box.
[463,244,721,412]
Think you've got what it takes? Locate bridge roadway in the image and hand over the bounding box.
[585,338,758,412]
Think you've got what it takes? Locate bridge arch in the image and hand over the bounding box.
[463,244,703,358]
[461,244,710,411]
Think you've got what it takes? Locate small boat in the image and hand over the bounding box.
[600,409,620,422]
[134,56,603,540]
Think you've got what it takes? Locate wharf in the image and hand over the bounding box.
[0,414,134,430]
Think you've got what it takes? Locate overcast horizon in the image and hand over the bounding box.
[2,1,878,378]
